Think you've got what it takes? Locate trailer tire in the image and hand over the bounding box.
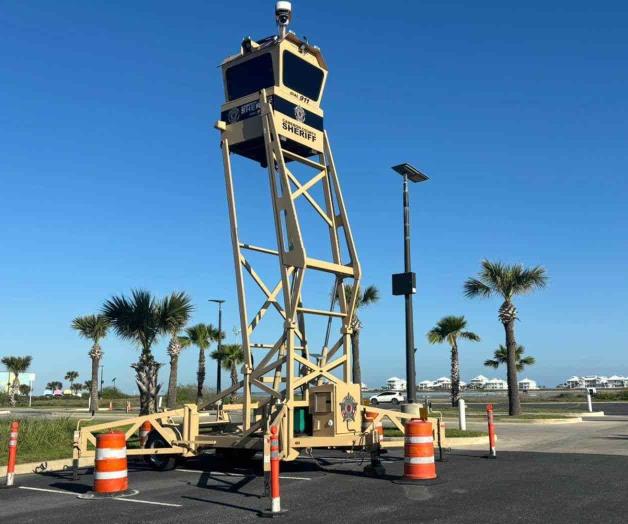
[144,431,178,471]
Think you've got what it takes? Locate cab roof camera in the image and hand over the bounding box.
[275,1,292,38]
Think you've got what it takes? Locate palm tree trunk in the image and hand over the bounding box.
[504,320,521,416]
[89,344,101,416]
[450,344,460,407]
[230,363,238,388]
[351,330,362,386]
[9,377,19,408]
[167,353,179,410]
[196,347,205,404]
[133,353,161,415]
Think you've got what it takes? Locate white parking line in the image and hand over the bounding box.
[115,498,182,507]
[175,469,311,481]
[19,487,74,495]
[19,486,182,507]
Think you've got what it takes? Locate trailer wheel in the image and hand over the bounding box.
[144,431,178,471]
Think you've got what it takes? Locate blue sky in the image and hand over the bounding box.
[1,1,627,394]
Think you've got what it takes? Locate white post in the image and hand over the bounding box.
[88,395,92,411]
[458,398,467,431]
[158,396,163,411]
[586,391,593,413]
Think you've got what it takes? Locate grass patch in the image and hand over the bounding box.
[384,428,486,438]
[0,418,141,466]
[0,418,77,466]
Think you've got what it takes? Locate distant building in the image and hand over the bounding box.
[386,377,406,391]
[518,378,538,391]
[566,376,583,389]
[564,375,626,389]
[485,378,508,390]
[470,375,489,389]
[418,380,434,390]
[433,377,452,390]
[607,376,628,388]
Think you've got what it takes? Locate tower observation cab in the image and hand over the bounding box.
[219,12,327,164]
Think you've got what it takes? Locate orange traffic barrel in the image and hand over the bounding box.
[139,421,151,448]
[404,419,437,480]
[94,431,128,494]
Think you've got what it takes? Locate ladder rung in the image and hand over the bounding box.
[297,307,346,318]
[240,243,279,256]
[305,257,355,276]
[282,149,326,171]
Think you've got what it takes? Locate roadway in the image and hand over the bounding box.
[2,416,627,522]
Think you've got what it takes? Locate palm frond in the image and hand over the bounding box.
[185,323,217,350]
[466,260,548,300]
[71,314,109,342]
[484,359,500,369]
[427,316,480,347]
[160,291,194,335]
[360,285,380,307]
[463,278,492,298]
[102,289,162,352]
[460,331,481,342]
[1,356,32,374]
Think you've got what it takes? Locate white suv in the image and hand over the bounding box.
[369,390,405,406]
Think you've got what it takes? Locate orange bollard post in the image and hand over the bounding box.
[4,421,19,487]
[487,404,496,459]
[260,425,286,517]
[139,421,151,448]
[403,419,437,481]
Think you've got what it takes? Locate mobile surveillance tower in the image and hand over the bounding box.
[215,1,365,460]
[72,3,443,472]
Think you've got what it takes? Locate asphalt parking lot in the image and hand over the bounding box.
[2,417,628,523]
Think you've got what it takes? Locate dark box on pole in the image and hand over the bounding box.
[392,272,416,296]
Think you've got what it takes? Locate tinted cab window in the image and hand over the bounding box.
[282,51,324,101]
[226,53,275,101]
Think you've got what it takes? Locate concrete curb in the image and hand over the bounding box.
[0,411,10,415]
[447,435,494,447]
[496,417,583,425]
[1,456,94,478]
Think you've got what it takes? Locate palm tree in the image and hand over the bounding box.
[484,344,536,373]
[212,344,244,389]
[83,379,92,392]
[338,284,380,386]
[464,260,547,415]
[71,314,109,415]
[1,356,32,407]
[18,384,31,396]
[47,381,63,392]
[161,292,194,409]
[71,383,83,396]
[181,323,221,404]
[65,371,79,390]
[103,289,166,415]
[426,316,480,407]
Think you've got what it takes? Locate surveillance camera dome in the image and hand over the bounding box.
[275,1,292,26]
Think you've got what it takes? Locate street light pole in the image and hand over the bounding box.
[391,163,429,407]
[209,299,225,394]
[402,173,416,404]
